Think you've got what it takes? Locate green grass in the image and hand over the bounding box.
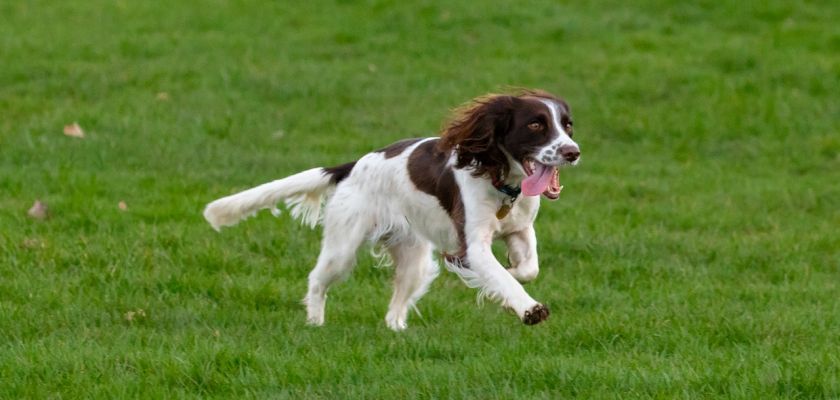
[1,0,839,398]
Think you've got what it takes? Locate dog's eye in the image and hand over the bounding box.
[564,122,573,136]
[527,121,544,131]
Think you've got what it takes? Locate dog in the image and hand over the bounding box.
[203,89,580,331]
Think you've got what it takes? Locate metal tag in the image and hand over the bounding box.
[496,204,511,219]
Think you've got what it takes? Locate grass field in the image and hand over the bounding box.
[2,0,839,398]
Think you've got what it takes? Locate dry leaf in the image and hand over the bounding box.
[27,200,48,220]
[124,308,147,322]
[156,92,170,101]
[21,237,44,249]
[63,122,85,138]
[118,201,128,211]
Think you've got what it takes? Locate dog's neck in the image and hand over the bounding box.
[491,177,521,200]
[499,146,527,187]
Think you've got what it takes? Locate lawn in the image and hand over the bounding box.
[1,0,839,398]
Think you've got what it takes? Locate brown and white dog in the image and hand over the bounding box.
[203,89,580,331]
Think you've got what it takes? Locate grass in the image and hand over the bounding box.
[1,0,839,397]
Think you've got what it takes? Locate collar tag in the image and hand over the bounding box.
[496,203,512,219]
[492,178,521,198]
[492,174,520,220]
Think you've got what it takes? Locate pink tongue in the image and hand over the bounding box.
[521,163,554,196]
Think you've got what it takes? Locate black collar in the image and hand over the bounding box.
[492,177,521,201]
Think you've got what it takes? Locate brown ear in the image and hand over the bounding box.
[438,95,515,178]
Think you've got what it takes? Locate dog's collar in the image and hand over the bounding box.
[491,173,521,199]
[492,180,521,200]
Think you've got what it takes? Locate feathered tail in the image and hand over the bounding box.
[203,167,334,231]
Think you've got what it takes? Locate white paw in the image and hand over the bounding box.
[306,313,324,326]
[385,312,407,331]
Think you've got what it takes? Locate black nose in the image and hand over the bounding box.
[559,145,580,162]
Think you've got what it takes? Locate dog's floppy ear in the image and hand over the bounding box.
[438,94,516,178]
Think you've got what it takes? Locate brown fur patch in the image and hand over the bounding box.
[376,138,423,159]
[407,139,466,256]
[522,303,550,325]
[437,95,514,180]
[322,161,356,184]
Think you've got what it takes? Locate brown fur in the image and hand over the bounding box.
[377,138,423,159]
[322,161,356,184]
[438,94,515,180]
[407,139,466,256]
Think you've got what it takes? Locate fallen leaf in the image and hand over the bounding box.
[124,308,147,322]
[27,200,48,220]
[156,92,170,101]
[118,201,128,211]
[63,122,85,138]
[21,237,44,249]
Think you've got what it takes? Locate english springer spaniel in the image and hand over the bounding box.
[204,89,580,331]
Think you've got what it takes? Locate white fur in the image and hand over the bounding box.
[203,167,331,230]
[448,168,541,315]
[204,137,550,331]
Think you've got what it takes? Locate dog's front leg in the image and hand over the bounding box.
[503,226,539,283]
[462,240,549,325]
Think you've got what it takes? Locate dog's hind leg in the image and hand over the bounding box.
[384,239,439,331]
[303,202,370,326]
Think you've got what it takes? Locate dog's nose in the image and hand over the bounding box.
[559,145,580,162]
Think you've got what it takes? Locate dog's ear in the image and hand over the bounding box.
[438,94,516,178]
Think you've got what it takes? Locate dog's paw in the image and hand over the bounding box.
[385,311,408,331]
[306,314,325,327]
[522,303,550,325]
[386,319,407,332]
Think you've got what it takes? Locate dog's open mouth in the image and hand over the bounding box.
[522,159,562,200]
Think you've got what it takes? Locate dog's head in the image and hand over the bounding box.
[438,89,580,199]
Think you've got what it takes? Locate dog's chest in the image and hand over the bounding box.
[497,195,540,235]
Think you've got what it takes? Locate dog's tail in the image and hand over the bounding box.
[203,163,353,231]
